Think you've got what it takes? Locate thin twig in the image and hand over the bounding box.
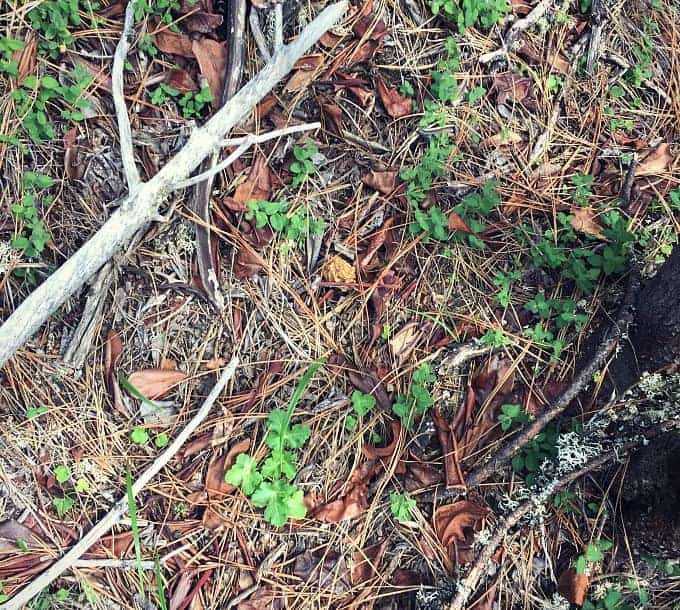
[0,357,239,610]
[446,431,665,610]
[173,122,321,190]
[454,270,640,493]
[112,0,141,188]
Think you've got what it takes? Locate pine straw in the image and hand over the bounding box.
[1,0,680,608]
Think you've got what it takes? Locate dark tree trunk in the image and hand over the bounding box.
[607,248,680,558]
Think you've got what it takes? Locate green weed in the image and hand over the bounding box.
[392,363,435,430]
[431,0,510,33]
[291,140,319,187]
[0,37,25,76]
[575,539,613,574]
[126,464,145,592]
[390,491,416,523]
[246,199,324,244]
[345,390,377,432]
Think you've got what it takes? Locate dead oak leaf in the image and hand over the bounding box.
[285,54,324,92]
[570,206,604,238]
[377,77,411,119]
[232,153,272,207]
[492,73,531,105]
[448,211,472,233]
[435,501,488,546]
[127,368,189,399]
[558,567,590,606]
[183,11,223,33]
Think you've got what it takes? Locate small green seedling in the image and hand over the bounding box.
[390,492,417,523]
[575,539,613,574]
[226,361,324,526]
[26,405,49,419]
[345,390,377,431]
[392,363,435,430]
[431,0,510,33]
[246,200,324,245]
[126,464,145,592]
[290,140,319,187]
[155,433,169,448]
[498,404,528,431]
[130,427,150,445]
[54,464,70,484]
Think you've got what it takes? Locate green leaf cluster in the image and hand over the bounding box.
[28,0,100,58]
[575,539,613,574]
[498,403,528,432]
[246,199,324,244]
[0,37,25,76]
[431,0,510,33]
[148,84,212,118]
[225,361,323,527]
[392,364,435,430]
[290,140,319,187]
[11,171,54,259]
[511,422,560,485]
[390,492,416,523]
[345,390,377,431]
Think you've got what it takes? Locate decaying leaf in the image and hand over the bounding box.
[323,255,356,284]
[285,54,324,92]
[192,38,228,106]
[377,77,412,119]
[448,211,472,233]
[570,206,604,238]
[14,33,37,82]
[104,330,124,412]
[362,169,398,195]
[434,500,488,566]
[311,461,379,522]
[351,540,387,584]
[183,11,223,33]
[558,567,590,605]
[127,368,188,400]
[389,321,423,366]
[154,29,194,57]
[293,551,351,594]
[635,143,674,176]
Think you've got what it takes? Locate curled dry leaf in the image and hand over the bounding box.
[362,169,398,195]
[377,77,412,119]
[311,461,379,522]
[104,330,124,412]
[351,540,387,585]
[558,567,590,606]
[183,11,223,33]
[165,68,198,92]
[570,206,604,238]
[321,100,344,133]
[14,33,37,83]
[127,368,189,400]
[323,255,356,284]
[362,421,402,459]
[234,248,264,279]
[63,126,83,180]
[635,143,674,176]
[192,38,228,107]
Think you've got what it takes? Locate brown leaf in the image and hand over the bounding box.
[351,540,387,585]
[362,169,398,195]
[636,143,674,176]
[492,73,532,105]
[63,126,83,180]
[232,154,272,207]
[362,421,402,459]
[14,34,37,83]
[127,368,189,399]
[558,567,590,605]
[169,570,195,610]
[321,101,344,133]
[192,38,227,107]
[570,206,604,238]
[183,11,223,33]
[284,54,324,92]
[293,551,351,594]
[360,217,396,269]
[435,501,488,546]
[323,255,355,284]
[234,248,264,279]
[448,211,472,233]
[154,29,194,57]
[377,77,412,119]
[165,68,198,92]
[0,520,45,553]
[389,321,422,365]
[205,439,250,497]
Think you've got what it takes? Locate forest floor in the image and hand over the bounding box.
[0,0,679,608]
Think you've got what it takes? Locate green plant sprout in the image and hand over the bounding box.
[290,140,319,187]
[390,492,416,523]
[392,363,436,430]
[226,360,324,526]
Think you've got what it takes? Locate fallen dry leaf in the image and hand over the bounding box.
[233,153,272,207]
[285,54,324,92]
[362,421,402,459]
[321,100,344,133]
[636,143,674,176]
[377,77,412,119]
[435,500,488,566]
[104,330,124,412]
[492,73,532,105]
[362,169,398,195]
[293,551,351,594]
[127,368,188,400]
[448,211,472,233]
[192,38,228,107]
[154,29,194,57]
[14,33,37,83]
[63,126,83,180]
[351,540,387,585]
[323,255,356,283]
[165,68,198,92]
[234,248,264,279]
[570,206,604,238]
[389,321,423,365]
[558,567,590,605]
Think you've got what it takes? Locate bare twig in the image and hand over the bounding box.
[0,357,239,610]
[173,122,321,190]
[112,0,141,188]
[457,270,640,492]
[446,430,666,610]
[0,0,348,369]
[586,0,604,74]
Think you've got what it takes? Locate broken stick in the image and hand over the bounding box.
[0,0,348,369]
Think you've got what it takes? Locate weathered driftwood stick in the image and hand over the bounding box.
[0,357,238,610]
[0,0,348,369]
